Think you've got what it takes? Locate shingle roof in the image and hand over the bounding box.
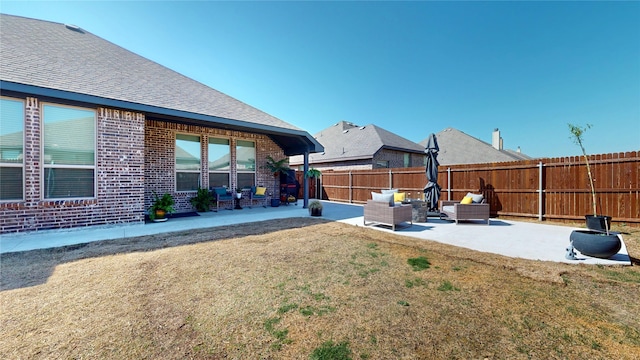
[419,128,533,165]
[0,14,322,155]
[290,121,424,165]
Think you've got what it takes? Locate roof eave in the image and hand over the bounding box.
[1,81,323,155]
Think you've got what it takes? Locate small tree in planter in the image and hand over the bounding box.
[568,123,610,234]
[306,167,322,199]
[263,155,291,207]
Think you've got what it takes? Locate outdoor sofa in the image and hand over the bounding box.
[440,192,490,225]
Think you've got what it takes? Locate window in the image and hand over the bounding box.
[376,160,389,169]
[43,104,95,198]
[236,140,255,189]
[0,98,24,201]
[404,153,410,167]
[176,134,201,191]
[208,137,230,188]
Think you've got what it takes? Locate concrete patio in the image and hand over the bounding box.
[0,200,631,266]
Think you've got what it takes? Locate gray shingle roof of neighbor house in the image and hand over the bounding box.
[0,14,322,156]
[419,128,533,165]
[290,121,425,165]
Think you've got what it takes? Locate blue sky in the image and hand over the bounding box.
[2,1,638,158]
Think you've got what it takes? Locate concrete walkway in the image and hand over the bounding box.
[0,201,631,266]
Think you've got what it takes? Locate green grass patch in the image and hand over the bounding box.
[277,303,299,314]
[437,280,460,292]
[405,277,427,288]
[300,305,336,316]
[407,256,430,271]
[310,340,352,360]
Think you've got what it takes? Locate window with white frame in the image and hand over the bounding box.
[376,160,389,168]
[43,104,96,199]
[0,98,24,201]
[175,134,201,191]
[208,137,230,189]
[236,140,255,189]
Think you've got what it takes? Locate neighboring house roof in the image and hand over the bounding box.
[290,121,425,165]
[0,14,322,155]
[419,128,533,165]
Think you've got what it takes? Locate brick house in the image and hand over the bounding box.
[289,121,425,171]
[0,14,322,234]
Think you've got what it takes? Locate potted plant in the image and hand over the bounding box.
[568,123,611,232]
[305,167,321,179]
[306,167,322,199]
[309,200,323,216]
[566,123,621,259]
[149,191,176,222]
[263,155,291,207]
[189,187,213,212]
[235,188,243,199]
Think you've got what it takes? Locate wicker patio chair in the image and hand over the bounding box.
[363,200,412,231]
[440,199,490,225]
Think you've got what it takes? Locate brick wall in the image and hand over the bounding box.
[144,120,287,212]
[1,96,290,234]
[0,98,146,233]
[298,150,425,172]
[373,149,425,169]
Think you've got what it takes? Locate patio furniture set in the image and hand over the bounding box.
[363,190,490,231]
[210,186,269,211]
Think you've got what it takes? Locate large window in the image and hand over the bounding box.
[176,134,201,191]
[0,98,24,201]
[208,137,230,189]
[43,104,95,198]
[236,140,255,189]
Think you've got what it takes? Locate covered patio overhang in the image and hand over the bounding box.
[2,81,324,206]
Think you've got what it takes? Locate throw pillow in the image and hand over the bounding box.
[393,192,406,202]
[466,192,484,203]
[256,186,267,196]
[372,192,394,206]
[460,196,473,204]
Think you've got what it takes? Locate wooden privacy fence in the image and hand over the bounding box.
[316,151,639,225]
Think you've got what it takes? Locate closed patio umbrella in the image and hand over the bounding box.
[423,133,441,212]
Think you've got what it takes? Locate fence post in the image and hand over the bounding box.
[389,170,392,189]
[447,167,451,200]
[538,161,543,221]
[349,171,353,203]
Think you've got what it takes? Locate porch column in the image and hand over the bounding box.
[303,151,309,208]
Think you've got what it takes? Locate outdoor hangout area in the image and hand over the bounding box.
[2,200,639,359]
[2,200,633,266]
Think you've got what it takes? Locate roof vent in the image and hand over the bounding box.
[343,130,349,134]
[359,126,366,130]
[65,24,84,33]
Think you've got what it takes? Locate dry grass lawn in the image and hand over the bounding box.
[1,219,639,359]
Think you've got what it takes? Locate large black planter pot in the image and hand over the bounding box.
[310,208,322,217]
[570,230,621,259]
[585,215,612,233]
